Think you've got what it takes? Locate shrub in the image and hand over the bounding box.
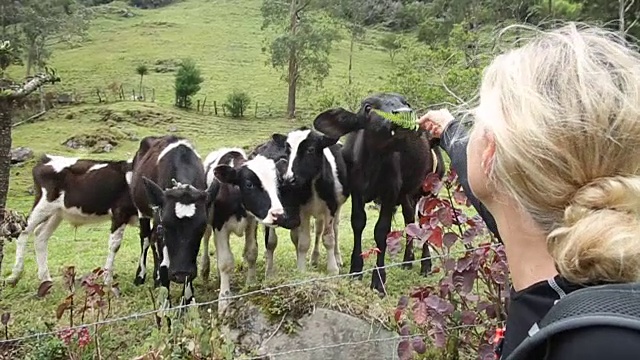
[174,58,204,109]
[129,0,178,9]
[223,90,251,118]
[390,170,509,359]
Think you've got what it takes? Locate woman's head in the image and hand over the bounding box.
[468,22,640,285]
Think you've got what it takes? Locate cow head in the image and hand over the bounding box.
[313,93,423,146]
[142,177,219,283]
[214,154,298,228]
[280,127,338,187]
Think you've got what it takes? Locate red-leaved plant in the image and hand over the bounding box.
[388,169,510,360]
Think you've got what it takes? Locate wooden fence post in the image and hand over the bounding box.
[214,101,218,116]
[202,97,207,113]
[254,102,258,118]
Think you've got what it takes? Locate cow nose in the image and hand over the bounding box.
[270,208,284,220]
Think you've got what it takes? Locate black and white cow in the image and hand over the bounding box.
[200,147,294,314]
[313,93,442,295]
[129,135,217,306]
[259,127,350,277]
[5,154,138,294]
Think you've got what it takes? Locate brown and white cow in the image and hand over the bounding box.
[129,135,218,307]
[5,154,138,293]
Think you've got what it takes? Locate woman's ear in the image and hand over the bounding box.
[481,130,496,176]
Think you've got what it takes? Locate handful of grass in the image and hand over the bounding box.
[371,109,419,131]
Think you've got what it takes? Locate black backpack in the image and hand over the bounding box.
[505,282,640,359]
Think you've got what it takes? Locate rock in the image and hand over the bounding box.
[222,301,399,359]
[10,147,33,164]
[262,308,398,360]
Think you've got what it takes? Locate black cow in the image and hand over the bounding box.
[313,93,442,295]
[259,127,350,276]
[5,154,138,294]
[129,135,217,306]
[201,146,295,314]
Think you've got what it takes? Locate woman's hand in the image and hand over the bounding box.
[417,108,455,139]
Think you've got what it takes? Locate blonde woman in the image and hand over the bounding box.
[418,23,640,359]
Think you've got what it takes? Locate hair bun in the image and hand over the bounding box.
[547,176,640,284]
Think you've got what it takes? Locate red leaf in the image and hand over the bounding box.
[453,188,468,205]
[397,339,414,360]
[425,295,454,315]
[411,337,427,354]
[399,324,411,336]
[442,232,458,248]
[405,223,422,238]
[419,197,440,216]
[428,226,443,247]
[461,310,477,325]
[410,286,433,300]
[436,207,454,227]
[394,308,404,323]
[429,327,447,348]
[412,300,428,325]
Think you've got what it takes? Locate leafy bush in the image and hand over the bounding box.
[129,0,178,9]
[223,90,251,118]
[174,58,204,109]
[389,170,509,359]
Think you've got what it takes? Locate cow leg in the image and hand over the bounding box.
[419,238,433,276]
[200,224,212,282]
[103,220,126,285]
[265,225,278,278]
[295,214,311,272]
[243,219,258,285]
[322,212,339,275]
[349,192,366,279]
[134,217,152,285]
[311,217,323,267]
[6,200,54,286]
[214,227,234,316]
[33,214,62,286]
[371,202,395,295]
[401,195,416,270]
[333,206,343,267]
[158,240,171,293]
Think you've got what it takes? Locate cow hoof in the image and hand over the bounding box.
[350,272,363,281]
[133,276,145,286]
[4,276,19,287]
[153,279,161,289]
[37,281,54,298]
[401,263,413,270]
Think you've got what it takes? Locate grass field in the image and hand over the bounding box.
[0,0,447,357]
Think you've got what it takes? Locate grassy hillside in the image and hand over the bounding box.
[0,0,440,358]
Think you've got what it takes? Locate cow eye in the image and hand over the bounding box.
[245,179,254,189]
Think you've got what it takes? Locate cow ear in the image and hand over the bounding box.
[318,134,338,149]
[271,133,287,148]
[214,165,238,185]
[275,158,288,177]
[142,176,165,208]
[313,107,361,138]
[205,179,220,205]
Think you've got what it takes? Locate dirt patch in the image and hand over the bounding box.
[89,107,176,127]
[63,126,137,153]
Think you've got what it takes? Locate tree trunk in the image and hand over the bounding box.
[286,0,299,119]
[139,75,144,99]
[348,31,354,86]
[620,0,626,34]
[0,101,13,277]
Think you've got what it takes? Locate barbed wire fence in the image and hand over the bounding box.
[0,243,495,359]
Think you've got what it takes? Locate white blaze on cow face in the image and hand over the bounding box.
[245,155,284,225]
[46,155,78,173]
[157,140,201,164]
[175,202,197,219]
[88,163,108,172]
[284,129,311,180]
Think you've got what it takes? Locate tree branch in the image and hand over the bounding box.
[625,17,639,34]
[1,72,60,101]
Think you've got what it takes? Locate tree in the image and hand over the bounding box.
[0,40,60,275]
[174,58,203,109]
[378,33,403,62]
[261,0,341,119]
[136,64,148,99]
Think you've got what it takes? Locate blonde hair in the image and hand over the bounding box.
[478,22,640,285]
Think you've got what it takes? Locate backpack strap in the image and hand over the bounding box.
[505,282,640,360]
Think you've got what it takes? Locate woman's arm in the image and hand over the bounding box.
[438,119,501,241]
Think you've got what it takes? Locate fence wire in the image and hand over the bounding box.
[0,244,496,346]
